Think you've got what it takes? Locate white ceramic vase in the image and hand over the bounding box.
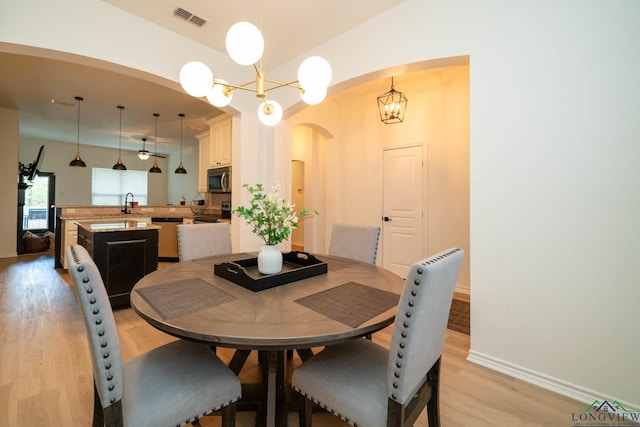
[257,244,283,274]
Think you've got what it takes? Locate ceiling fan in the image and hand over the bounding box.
[122,137,167,159]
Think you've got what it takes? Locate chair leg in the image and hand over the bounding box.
[298,394,313,427]
[103,400,123,427]
[92,382,104,427]
[221,403,236,427]
[426,359,441,427]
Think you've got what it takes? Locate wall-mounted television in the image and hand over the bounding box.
[21,145,45,182]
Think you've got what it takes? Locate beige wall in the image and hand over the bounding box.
[287,65,470,291]
[0,108,19,258]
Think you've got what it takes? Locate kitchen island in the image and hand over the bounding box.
[54,205,193,269]
[75,219,160,308]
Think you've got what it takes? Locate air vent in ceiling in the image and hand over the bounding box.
[173,7,207,27]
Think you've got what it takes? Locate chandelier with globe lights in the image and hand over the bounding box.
[179,0,331,126]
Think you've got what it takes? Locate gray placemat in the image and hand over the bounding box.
[295,281,400,327]
[135,278,237,319]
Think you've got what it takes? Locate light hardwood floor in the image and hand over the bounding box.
[0,251,584,426]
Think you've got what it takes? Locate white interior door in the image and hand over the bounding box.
[382,145,423,278]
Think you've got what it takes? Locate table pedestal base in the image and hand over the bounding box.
[229,349,313,427]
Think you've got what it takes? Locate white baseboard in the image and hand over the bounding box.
[467,350,639,412]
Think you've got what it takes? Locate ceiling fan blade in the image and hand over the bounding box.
[50,98,76,107]
[122,151,166,159]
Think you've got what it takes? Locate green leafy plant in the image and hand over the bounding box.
[234,183,317,245]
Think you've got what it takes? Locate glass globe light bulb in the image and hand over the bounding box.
[206,79,233,107]
[226,22,264,66]
[300,86,327,105]
[179,61,213,97]
[298,56,332,91]
[258,100,283,126]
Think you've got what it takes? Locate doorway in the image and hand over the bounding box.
[17,172,55,253]
[291,160,305,251]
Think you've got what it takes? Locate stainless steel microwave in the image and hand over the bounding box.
[207,166,231,193]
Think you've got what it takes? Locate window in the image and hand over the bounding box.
[91,168,148,205]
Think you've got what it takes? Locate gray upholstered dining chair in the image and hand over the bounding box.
[291,247,464,427]
[328,223,381,341]
[66,244,241,427]
[328,223,381,264]
[177,222,232,261]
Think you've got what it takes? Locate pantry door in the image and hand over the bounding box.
[381,146,423,278]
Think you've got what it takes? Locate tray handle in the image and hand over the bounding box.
[294,251,311,261]
[284,251,324,266]
[224,262,242,275]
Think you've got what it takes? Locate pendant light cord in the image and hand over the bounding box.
[154,113,159,155]
[118,106,123,155]
[179,113,184,162]
[76,98,81,152]
[259,0,263,73]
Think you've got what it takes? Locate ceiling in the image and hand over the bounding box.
[0,0,406,156]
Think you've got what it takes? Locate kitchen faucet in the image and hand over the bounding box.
[122,192,134,214]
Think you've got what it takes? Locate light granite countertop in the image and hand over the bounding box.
[75,219,162,233]
[57,205,194,220]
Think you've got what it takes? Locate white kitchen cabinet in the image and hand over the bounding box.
[207,115,232,167]
[198,115,232,192]
[197,131,210,193]
[60,220,78,269]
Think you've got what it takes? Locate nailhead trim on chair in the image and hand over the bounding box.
[390,247,461,402]
[372,229,380,264]
[70,246,119,407]
[291,388,359,426]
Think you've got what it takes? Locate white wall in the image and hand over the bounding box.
[166,142,199,206]
[1,0,638,409]
[19,138,171,206]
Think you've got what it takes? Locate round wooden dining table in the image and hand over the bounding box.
[130,252,405,427]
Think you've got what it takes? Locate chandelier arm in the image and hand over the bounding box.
[223,80,259,91]
[263,79,302,92]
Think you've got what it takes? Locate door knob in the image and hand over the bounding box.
[383,216,391,222]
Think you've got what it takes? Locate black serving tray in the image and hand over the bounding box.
[214,251,328,292]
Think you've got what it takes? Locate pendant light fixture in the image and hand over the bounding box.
[174,113,187,174]
[149,113,162,173]
[377,76,408,124]
[69,96,87,167]
[112,105,127,170]
[179,0,331,126]
[137,137,150,160]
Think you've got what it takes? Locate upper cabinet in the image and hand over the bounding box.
[198,114,233,192]
[209,115,232,167]
[197,130,210,193]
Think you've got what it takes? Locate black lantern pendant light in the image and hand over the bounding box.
[112,105,127,170]
[174,113,187,174]
[69,96,87,167]
[149,113,162,173]
[377,76,408,124]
